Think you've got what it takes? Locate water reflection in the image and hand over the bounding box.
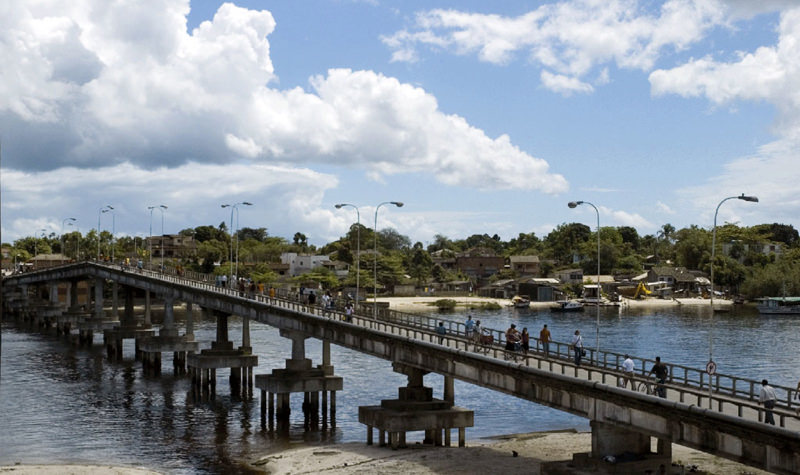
[1,302,797,473]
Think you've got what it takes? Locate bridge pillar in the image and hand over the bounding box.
[111,282,119,319]
[188,308,257,398]
[185,301,194,340]
[144,290,151,326]
[93,279,104,320]
[571,421,672,473]
[105,285,156,361]
[359,363,473,450]
[255,330,343,433]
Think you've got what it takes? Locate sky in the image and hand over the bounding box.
[2,0,799,248]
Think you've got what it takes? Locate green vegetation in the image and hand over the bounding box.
[429,299,458,311]
[7,220,800,300]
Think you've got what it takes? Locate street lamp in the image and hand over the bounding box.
[148,205,167,271]
[568,200,601,356]
[708,193,758,405]
[373,201,403,318]
[221,202,252,286]
[61,217,76,259]
[335,203,361,307]
[35,228,47,259]
[103,207,115,263]
[96,205,112,261]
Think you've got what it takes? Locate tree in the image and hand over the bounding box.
[378,228,411,251]
[193,225,227,243]
[544,223,591,266]
[238,227,268,242]
[673,225,710,270]
[408,246,433,285]
[427,234,455,253]
[293,232,308,250]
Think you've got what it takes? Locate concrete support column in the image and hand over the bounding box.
[48,281,60,305]
[94,279,104,319]
[322,340,331,367]
[144,290,151,326]
[112,282,119,319]
[241,313,251,353]
[590,420,651,459]
[185,301,194,339]
[122,286,135,326]
[444,375,455,405]
[69,280,79,309]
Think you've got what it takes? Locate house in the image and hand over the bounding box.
[280,252,348,277]
[517,277,561,302]
[509,255,540,276]
[146,234,197,259]
[29,253,71,270]
[646,266,707,295]
[478,279,516,299]
[454,248,504,285]
[554,268,583,285]
[722,241,783,262]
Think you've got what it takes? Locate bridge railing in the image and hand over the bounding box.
[22,262,800,418]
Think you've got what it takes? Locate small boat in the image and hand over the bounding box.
[510,295,531,308]
[757,297,800,315]
[552,300,584,312]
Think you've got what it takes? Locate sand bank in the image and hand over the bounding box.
[378,295,724,313]
[0,465,160,474]
[248,430,769,474]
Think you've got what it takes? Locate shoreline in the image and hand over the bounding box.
[244,429,769,474]
[377,295,730,313]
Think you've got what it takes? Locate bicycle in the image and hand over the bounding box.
[637,379,666,398]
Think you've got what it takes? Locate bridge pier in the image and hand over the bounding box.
[103,286,155,361]
[187,309,257,398]
[77,278,119,346]
[138,295,197,374]
[358,363,473,450]
[255,331,343,433]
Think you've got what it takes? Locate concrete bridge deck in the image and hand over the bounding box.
[3,262,800,473]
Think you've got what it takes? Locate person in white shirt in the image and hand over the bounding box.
[759,379,777,425]
[622,355,635,389]
[571,330,583,366]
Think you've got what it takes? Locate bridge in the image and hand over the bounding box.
[3,262,800,474]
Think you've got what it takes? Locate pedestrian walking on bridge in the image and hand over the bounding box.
[571,330,583,366]
[760,379,777,425]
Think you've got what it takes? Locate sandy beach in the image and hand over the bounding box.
[247,430,770,474]
[378,295,726,313]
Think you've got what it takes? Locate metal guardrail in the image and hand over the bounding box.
[7,261,800,427]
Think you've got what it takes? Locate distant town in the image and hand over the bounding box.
[4,221,798,302]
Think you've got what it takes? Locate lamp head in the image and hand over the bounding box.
[221,204,230,208]
[568,201,582,208]
[738,194,759,203]
[107,205,114,210]
[160,204,168,209]
[335,204,344,209]
[68,217,76,221]
[391,201,404,207]
[242,201,253,206]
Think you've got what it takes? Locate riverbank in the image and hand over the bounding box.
[377,295,728,313]
[0,465,160,474]
[247,429,769,474]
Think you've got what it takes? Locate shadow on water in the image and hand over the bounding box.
[2,302,797,473]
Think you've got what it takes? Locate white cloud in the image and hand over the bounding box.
[1,161,339,243]
[656,201,676,215]
[0,0,566,194]
[540,71,594,96]
[382,0,728,94]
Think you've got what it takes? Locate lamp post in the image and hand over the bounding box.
[96,205,112,261]
[568,200,601,356]
[61,217,76,259]
[35,228,47,259]
[148,205,167,271]
[708,193,758,406]
[335,203,361,306]
[103,207,115,263]
[373,201,403,319]
[221,202,252,286]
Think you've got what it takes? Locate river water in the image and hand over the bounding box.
[1,303,798,473]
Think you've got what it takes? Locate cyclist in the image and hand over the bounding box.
[648,356,669,398]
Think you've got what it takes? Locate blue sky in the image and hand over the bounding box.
[2,0,798,247]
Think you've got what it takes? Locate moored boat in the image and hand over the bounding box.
[510,295,531,308]
[757,297,800,315]
[552,300,584,312]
